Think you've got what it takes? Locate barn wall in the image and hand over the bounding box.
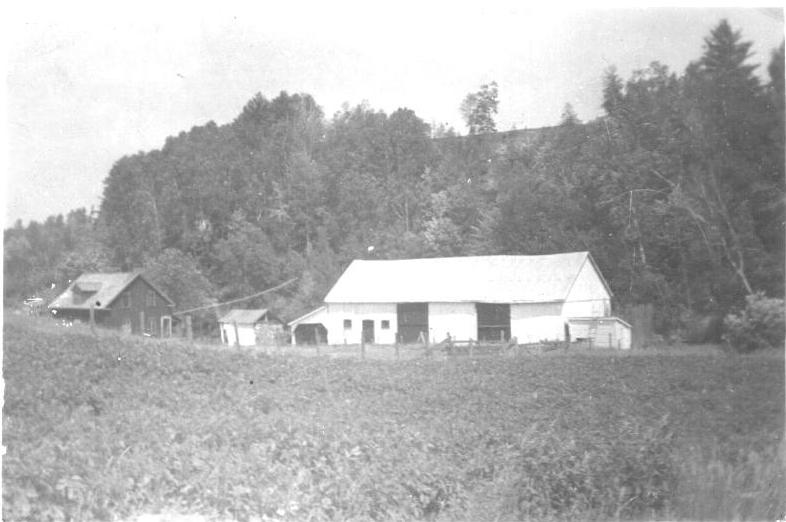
[511,303,563,343]
[428,302,477,343]
[325,303,397,345]
[616,321,632,350]
[563,259,611,318]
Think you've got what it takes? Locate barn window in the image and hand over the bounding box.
[381,320,390,329]
[344,319,352,329]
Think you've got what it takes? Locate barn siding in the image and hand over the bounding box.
[562,259,611,318]
[325,303,397,345]
[511,302,563,343]
[429,302,477,343]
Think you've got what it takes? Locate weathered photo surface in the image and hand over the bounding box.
[4,6,785,521]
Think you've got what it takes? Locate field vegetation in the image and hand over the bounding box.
[3,315,784,521]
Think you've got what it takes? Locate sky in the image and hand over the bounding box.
[3,4,784,226]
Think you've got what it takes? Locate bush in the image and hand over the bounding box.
[723,292,785,353]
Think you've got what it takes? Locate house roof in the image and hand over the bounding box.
[48,272,175,310]
[324,252,610,304]
[218,309,273,325]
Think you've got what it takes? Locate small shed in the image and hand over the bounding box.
[218,309,283,347]
[567,317,632,350]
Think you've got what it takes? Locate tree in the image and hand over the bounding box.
[560,103,580,126]
[143,248,215,312]
[673,20,774,296]
[602,66,624,116]
[460,81,499,134]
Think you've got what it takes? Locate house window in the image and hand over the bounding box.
[381,320,390,329]
[120,294,130,308]
[344,319,352,330]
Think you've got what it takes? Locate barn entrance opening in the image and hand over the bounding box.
[362,320,375,344]
[294,323,328,345]
[477,303,510,342]
[397,303,428,344]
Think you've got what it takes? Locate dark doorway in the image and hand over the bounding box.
[294,323,328,345]
[362,320,375,344]
[477,303,510,341]
[397,303,428,343]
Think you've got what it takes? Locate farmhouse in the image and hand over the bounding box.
[48,272,175,336]
[289,251,632,348]
[218,309,283,346]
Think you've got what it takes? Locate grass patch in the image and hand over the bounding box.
[3,314,784,521]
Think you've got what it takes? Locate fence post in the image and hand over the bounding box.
[89,302,96,335]
[233,321,240,347]
[185,315,193,340]
[608,332,612,349]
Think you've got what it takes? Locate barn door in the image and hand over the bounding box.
[362,320,375,344]
[476,303,510,342]
[397,303,428,343]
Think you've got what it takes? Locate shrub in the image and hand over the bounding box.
[723,292,785,353]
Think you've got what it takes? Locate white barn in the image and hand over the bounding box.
[289,252,631,348]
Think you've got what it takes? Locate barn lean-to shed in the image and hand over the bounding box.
[288,252,632,348]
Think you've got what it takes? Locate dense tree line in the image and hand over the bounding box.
[5,21,783,336]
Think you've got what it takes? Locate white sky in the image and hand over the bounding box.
[3,3,784,226]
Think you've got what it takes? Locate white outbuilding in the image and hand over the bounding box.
[218,308,283,346]
[288,251,631,348]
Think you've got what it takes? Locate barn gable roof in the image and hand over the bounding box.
[48,272,175,310]
[324,252,610,304]
[218,309,277,325]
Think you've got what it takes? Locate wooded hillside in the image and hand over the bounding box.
[5,21,783,337]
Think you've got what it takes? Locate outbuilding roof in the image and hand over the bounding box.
[324,251,611,304]
[218,309,275,325]
[48,272,175,310]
